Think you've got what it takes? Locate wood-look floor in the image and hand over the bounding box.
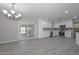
[0,37,79,55]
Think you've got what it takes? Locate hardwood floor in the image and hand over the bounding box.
[0,37,79,55]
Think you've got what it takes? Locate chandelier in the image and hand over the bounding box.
[2,3,22,20]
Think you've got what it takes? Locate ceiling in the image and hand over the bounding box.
[0,3,79,21]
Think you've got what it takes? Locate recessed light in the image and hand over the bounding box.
[73,16,77,19]
[65,10,68,14]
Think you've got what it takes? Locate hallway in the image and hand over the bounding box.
[0,37,79,55]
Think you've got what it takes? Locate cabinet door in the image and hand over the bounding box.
[73,22,79,28]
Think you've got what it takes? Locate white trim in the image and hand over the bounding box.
[27,37,38,39]
[0,37,38,44]
[0,39,20,45]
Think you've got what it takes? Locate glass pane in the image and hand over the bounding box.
[19,25,27,39]
[28,24,34,37]
[20,27,26,34]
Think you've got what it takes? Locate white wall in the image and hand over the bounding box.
[54,20,73,28]
[76,32,79,46]
[54,20,73,38]
[0,15,18,44]
[0,14,39,44]
[0,13,53,44]
[38,19,52,38]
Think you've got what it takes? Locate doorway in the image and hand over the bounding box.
[28,24,34,38]
[19,24,27,40]
[18,23,35,40]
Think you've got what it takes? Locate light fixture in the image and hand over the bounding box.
[2,10,8,14]
[2,3,22,20]
[74,16,77,19]
[65,10,68,14]
[11,10,16,14]
[7,14,11,17]
[73,16,78,20]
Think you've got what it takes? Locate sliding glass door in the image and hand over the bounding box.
[19,25,27,40]
[27,24,34,38]
[18,23,34,40]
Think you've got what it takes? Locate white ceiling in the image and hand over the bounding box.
[0,3,79,21]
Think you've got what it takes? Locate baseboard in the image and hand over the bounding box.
[0,37,38,45]
[27,37,38,40]
[0,39,20,45]
[0,36,72,45]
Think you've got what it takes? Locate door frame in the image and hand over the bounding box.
[18,22,35,40]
